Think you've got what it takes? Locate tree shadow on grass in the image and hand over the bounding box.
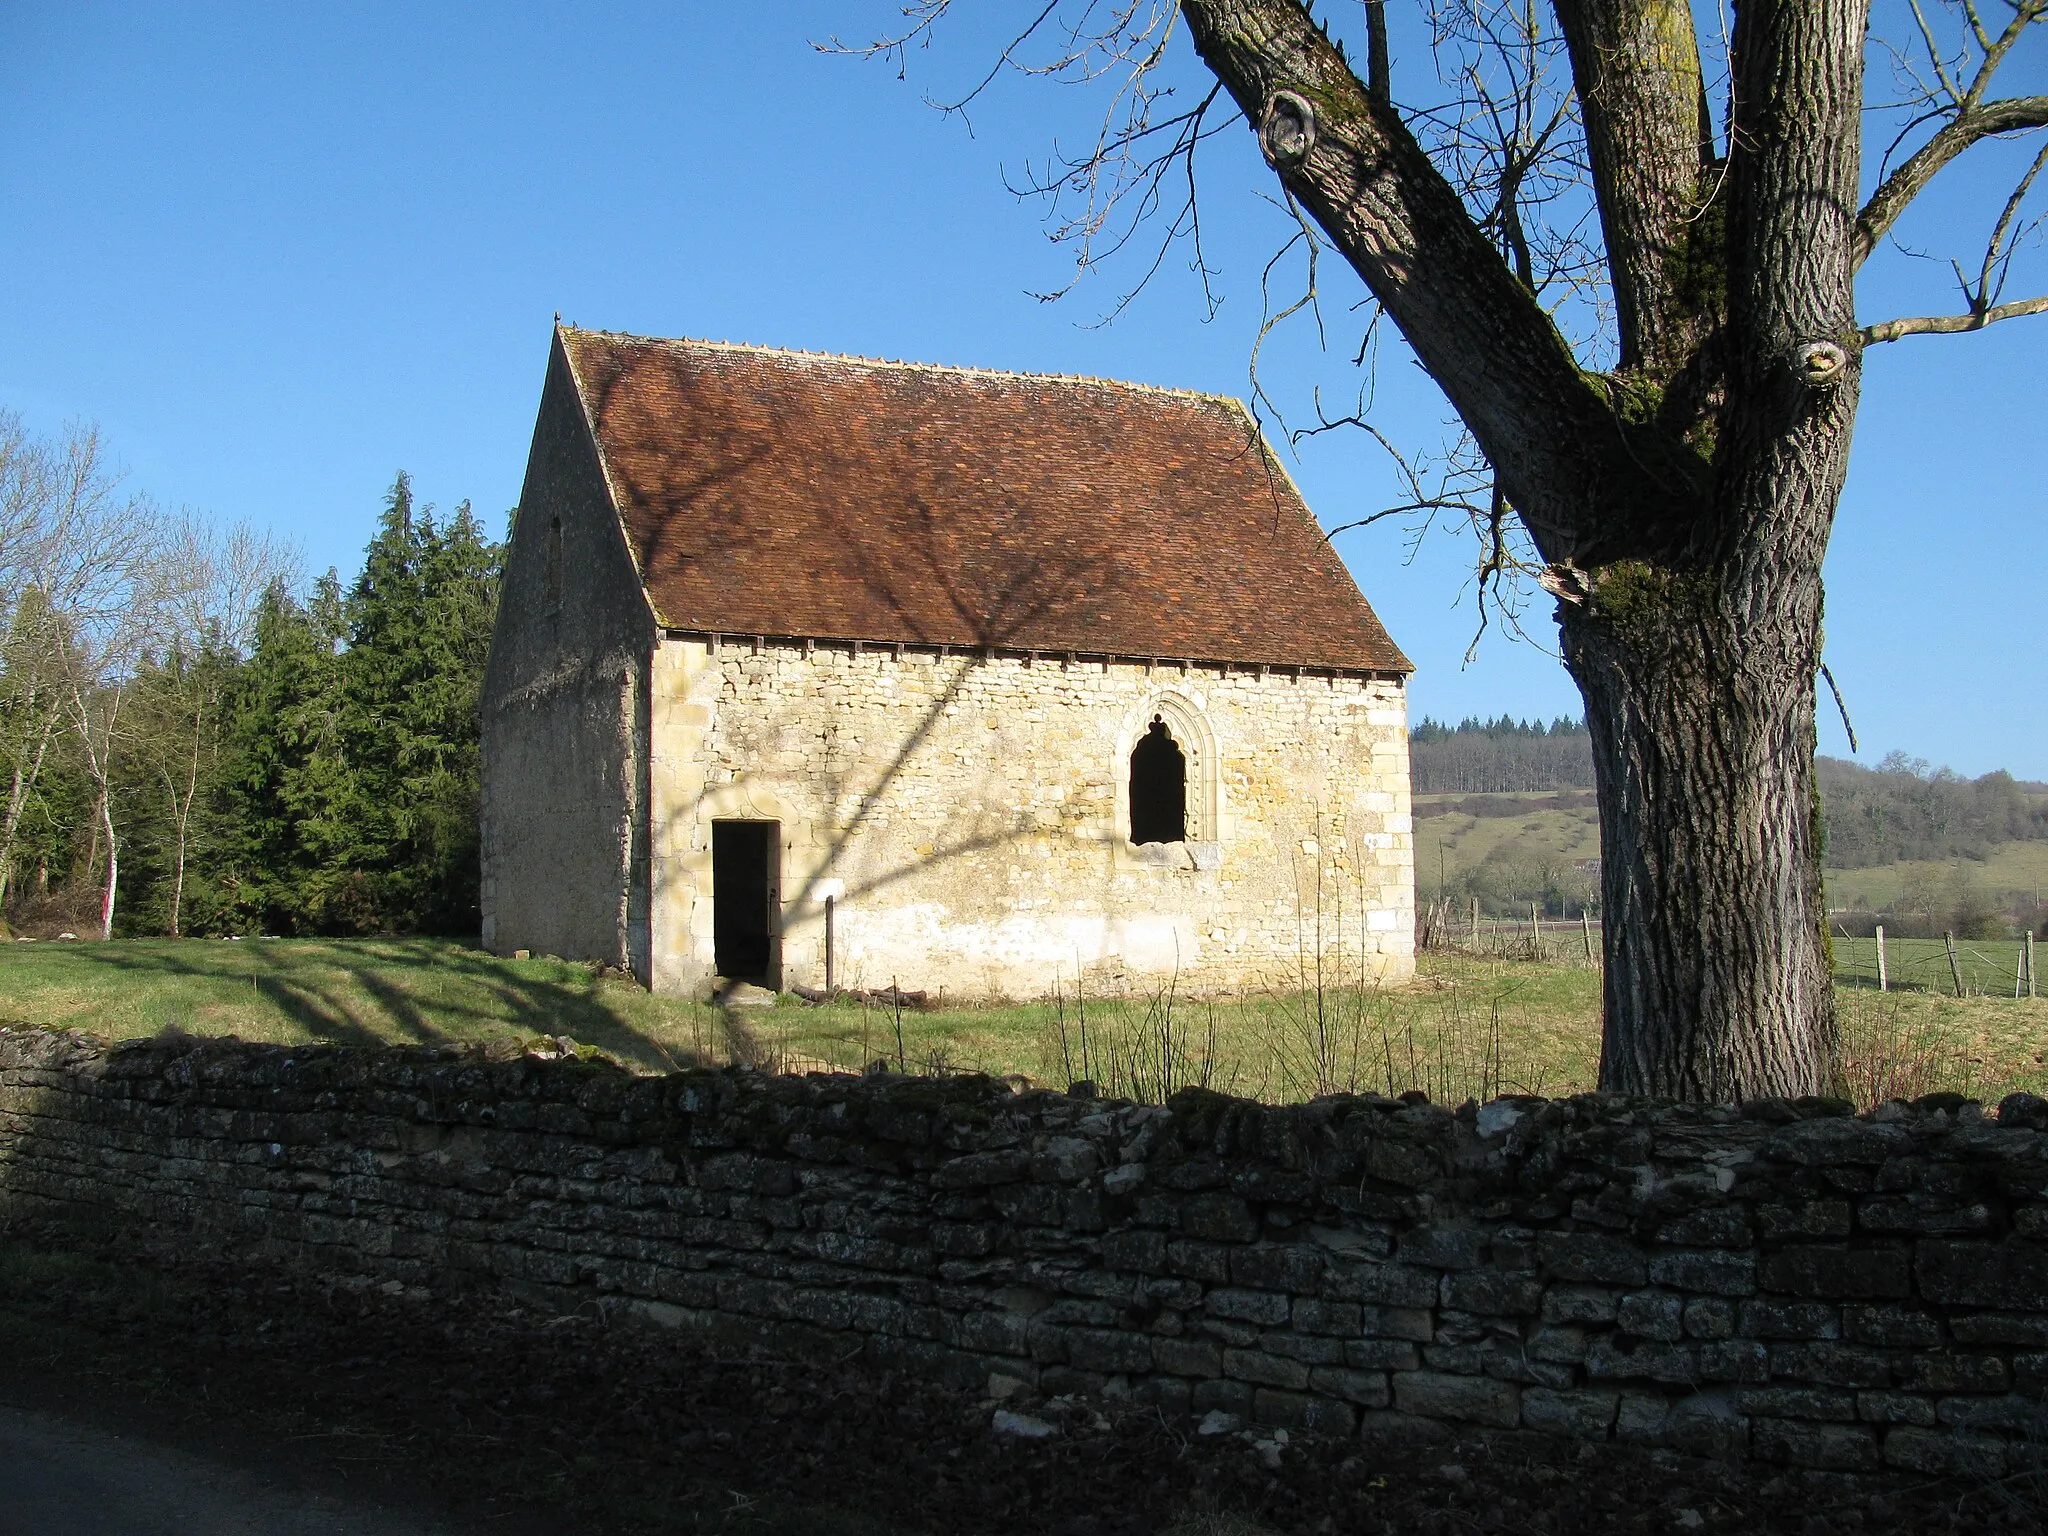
[56,938,713,1074]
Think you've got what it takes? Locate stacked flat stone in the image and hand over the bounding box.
[3,1025,2045,1475]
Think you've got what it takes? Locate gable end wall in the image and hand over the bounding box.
[480,339,655,970]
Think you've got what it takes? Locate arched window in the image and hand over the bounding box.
[1129,716,1187,845]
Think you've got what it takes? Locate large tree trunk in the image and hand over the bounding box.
[1561,567,1835,1097]
[1177,0,1869,1098]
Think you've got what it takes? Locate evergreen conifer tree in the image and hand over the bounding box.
[334,473,499,932]
[211,574,349,931]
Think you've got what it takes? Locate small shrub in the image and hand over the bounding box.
[1834,988,1980,1107]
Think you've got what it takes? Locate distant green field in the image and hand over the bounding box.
[1,934,2045,1110]
[1413,794,1601,881]
[1416,793,2048,934]
[1824,841,2048,913]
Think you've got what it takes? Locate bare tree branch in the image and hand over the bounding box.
[1008,82,1234,318]
[1865,134,2048,342]
[1854,94,2048,266]
[1182,0,1709,564]
[1364,0,1390,104]
[1553,0,1718,372]
[1861,291,2048,342]
[1855,0,2048,267]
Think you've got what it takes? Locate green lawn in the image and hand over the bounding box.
[0,936,723,1074]
[0,935,2043,1109]
[746,952,1609,1104]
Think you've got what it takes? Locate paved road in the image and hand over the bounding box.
[0,1404,453,1536]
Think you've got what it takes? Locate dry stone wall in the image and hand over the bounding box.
[7,1026,2048,1476]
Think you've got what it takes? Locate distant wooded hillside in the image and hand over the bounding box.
[1409,716,1593,794]
[1410,720,2047,866]
[1408,719,2048,932]
[1816,754,2048,868]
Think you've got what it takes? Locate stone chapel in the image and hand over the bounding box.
[480,326,1415,999]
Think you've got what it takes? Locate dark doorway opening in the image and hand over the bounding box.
[712,821,779,983]
[1129,717,1187,845]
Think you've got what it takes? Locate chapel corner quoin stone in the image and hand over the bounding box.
[11,1027,2048,1476]
[478,326,1417,1000]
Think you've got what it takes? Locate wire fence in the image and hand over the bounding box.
[1418,902,1603,967]
[1421,908,2041,1000]
[1832,933,2038,998]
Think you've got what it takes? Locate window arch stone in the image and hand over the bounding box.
[1116,691,1220,857]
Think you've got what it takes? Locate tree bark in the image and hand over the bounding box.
[169,835,185,938]
[167,710,206,940]
[164,763,192,940]
[1560,569,1834,1097]
[98,792,118,942]
[1553,0,1715,373]
[1564,0,1863,1096]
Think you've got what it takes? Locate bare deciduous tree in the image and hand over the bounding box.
[839,0,2047,1098]
[33,433,168,940]
[135,518,297,937]
[0,415,68,914]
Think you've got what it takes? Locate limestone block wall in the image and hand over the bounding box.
[8,1026,2048,1475]
[646,638,1413,999]
[480,342,654,973]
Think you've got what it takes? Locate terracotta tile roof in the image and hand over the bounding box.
[557,328,1410,674]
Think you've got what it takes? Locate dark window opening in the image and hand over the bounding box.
[1129,717,1187,845]
[713,820,779,982]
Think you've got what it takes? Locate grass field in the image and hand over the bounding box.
[0,937,717,1074]
[1413,794,1602,881]
[1824,842,2048,914]
[1,934,2045,1109]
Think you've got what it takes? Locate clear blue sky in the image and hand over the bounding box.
[1,3,2041,776]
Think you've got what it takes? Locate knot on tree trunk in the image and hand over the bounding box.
[1259,90,1317,170]
[1795,340,1849,387]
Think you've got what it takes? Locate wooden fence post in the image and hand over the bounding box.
[1532,903,1542,954]
[1582,910,1594,964]
[1470,897,1480,947]
[1945,931,1966,998]
[2028,932,2037,1001]
[1875,925,1887,993]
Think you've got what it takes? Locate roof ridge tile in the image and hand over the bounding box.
[557,324,1239,410]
